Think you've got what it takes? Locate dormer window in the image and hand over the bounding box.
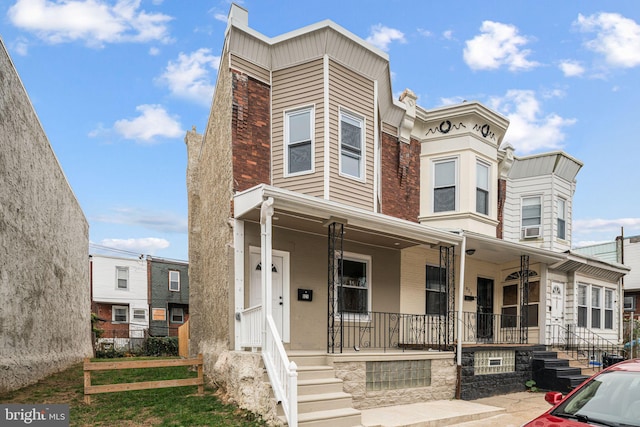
[433,159,457,213]
[476,161,489,215]
[339,110,364,180]
[521,196,541,238]
[285,106,314,175]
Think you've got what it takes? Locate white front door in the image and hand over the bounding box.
[249,248,289,342]
[550,282,564,343]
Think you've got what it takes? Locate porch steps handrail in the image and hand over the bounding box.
[263,315,298,427]
[239,304,262,349]
[547,323,624,369]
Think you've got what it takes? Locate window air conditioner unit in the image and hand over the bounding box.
[522,226,541,239]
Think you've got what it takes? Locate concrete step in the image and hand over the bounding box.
[289,352,328,367]
[282,407,362,427]
[297,365,338,381]
[298,377,346,395]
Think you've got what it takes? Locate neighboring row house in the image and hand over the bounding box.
[575,235,640,318]
[90,254,189,349]
[185,5,629,426]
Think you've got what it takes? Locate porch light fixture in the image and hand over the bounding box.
[465,249,476,256]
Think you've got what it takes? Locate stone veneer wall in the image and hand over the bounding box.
[332,356,456,409]
[0,37,91,392]
[460,346,544,400]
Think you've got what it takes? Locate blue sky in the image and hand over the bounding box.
[2,0,639,261]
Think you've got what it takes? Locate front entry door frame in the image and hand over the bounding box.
[249,246,290,343]
[477,277,494,343]
[550,281,565,344]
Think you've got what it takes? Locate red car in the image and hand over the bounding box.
[523,358,640,426]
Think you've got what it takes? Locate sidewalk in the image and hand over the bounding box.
[360,391,551,427]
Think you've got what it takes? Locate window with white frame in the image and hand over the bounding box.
[337,253,370,315]
[625,296,636,311]
[557,198,566,240]
[285,107,313,175]
[476,161,489,215]
[112,305,129,323]
[433,159,457,213]
[170,307,184,323]
[577,284,588,328]
[340,111,364,179]
[591,286,601,329]
[133,309,146,321]
[521,196,542,238]
[116,266,129,290]
[605,289,614,329]
[169,270,180,292]
[425,265,446,315]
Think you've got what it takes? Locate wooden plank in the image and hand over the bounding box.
[85,377,202,395]
[84,357,201,371]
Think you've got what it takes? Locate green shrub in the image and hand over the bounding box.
[143,337,179,356]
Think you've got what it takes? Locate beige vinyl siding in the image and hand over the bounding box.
[381,122,398,137]
[328,60,375,210]
[229,53,270,84]
[272,59,325,197]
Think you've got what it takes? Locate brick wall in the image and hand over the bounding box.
[231,71,271,193]
[380,132,420,222]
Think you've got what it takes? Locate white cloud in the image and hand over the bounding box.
[99,237,170,254]
[417,28,432,38]
[113,104,183,143]
[11,37,30,56]
[157,48,219,105]
[575,12,640,68]
[559,60,585,77]
[149,46,160,55]
[442,30,454,40]
[463,21,539,71]
[94,207,188,233]
[574,218,640,235]
[7,0,173,48]
[365,24,405,51]
[488,90,576,154]
[213,12,227,23]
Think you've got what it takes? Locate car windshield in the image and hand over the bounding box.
[552,370,640,426]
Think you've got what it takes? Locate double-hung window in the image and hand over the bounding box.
[116,266,129,290]
[171,307,184,323]
[625,296,636,312]
[433,159,456,213]
[337,253,370,315]
[476,161,489,215]
[169,270,180,292]
[604,289,614,329]
[112,305,129,323]
[285,107,313,175]
[557,198,566,240]
[577,284,587,328]
[340,111,364,179]
[425,265,447,316]
[521,196,541,238]
[591,287,602,329]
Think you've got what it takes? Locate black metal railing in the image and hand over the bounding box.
[332,311,454,352]
[457,311,524,344]
[547,323,626,371]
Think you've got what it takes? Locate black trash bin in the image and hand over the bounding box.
[602,354,624,368]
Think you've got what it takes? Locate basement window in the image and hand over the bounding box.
[475,350,515,375]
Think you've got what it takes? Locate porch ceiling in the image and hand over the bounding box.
[234,185,463,250]
[463,231,566,265]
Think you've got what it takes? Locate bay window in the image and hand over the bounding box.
[340,111,364,179]
[476,161,489,215]
[433,159,457,213]
[285,107,314,175]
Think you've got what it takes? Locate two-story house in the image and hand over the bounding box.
[148,257,189,337]
[185,5,628,426]
[90,254,149,349]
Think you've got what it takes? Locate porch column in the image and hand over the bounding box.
[456,234,467,399]
[260,197,275,345]
[234,220,245,351]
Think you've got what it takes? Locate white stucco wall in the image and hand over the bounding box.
[0,37,92,392]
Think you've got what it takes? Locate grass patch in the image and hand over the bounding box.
[0,359,267,427]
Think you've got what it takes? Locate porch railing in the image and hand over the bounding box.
[238,305,297,426]
[239,305,262,350]
[457,311,524,344]
[263,316,297,427]
[546,323,625,370]
[332,311,454,352]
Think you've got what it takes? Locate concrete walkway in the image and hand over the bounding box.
[360,391,551,427]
